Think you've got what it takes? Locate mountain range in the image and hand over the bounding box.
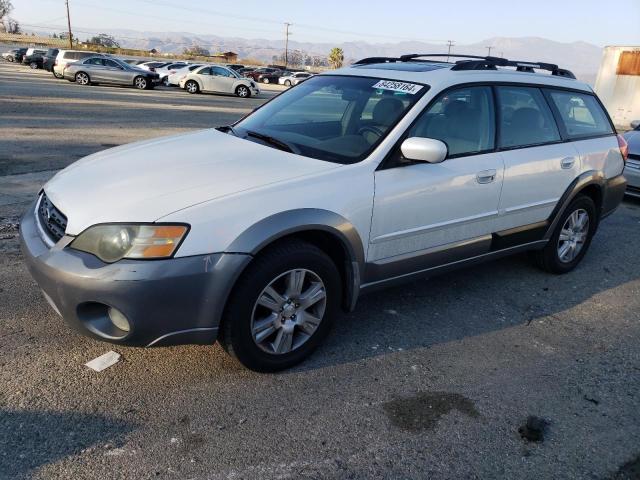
[27,25,604,83]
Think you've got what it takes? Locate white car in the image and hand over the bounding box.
[180,65,259,97]
[21,53,627,372]
[154,62,189,85]
[167,64,204,86]
[278,71,313,87]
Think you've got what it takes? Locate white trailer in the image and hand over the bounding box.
[594,46,640,130]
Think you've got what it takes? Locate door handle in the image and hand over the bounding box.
[561,156,576,169]
[476,169,497,184]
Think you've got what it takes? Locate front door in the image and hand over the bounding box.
[368,86,504,280]
[209,66,237,93]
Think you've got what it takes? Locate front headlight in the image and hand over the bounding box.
[70,224,188,263]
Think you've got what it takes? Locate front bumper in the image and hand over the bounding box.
[20,202,251,347]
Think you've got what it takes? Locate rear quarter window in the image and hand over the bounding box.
[547,90,613,138]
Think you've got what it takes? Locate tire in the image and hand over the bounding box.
[533,195,597,274]
[262,77,270,84]
[185,80,199,94]
[220,239,341,372]
[30,62,38,69]
[8,57,14,63]
[53,70,63,79]
[133,76,148,90]
[235,85,250,98]
[161,76,169,86]
[75,72,90,86]
[284,80,292,87]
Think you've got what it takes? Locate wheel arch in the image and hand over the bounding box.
[544,170,605,240]
[226,209,366,312]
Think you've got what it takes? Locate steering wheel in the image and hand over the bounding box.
[357,125,385,140]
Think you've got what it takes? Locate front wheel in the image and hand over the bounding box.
[262,77,270,84]
[133,76,148,90]
[284,80,292,87]
[235,85,250,98]
[185,80,199,94]
[533,195,597,274]
[30,62,38,69]
[220,240,341,372]
[75,72,90,85]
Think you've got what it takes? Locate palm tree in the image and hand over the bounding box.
[328,47,344,69]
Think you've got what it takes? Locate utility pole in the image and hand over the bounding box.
[486,45,493,57]
[446,40,455,62]
[284,22,292,69]
[65,0,73,49]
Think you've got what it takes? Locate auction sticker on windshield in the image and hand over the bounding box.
[372,80,423,94]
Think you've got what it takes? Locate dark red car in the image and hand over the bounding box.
[243,67,282,84]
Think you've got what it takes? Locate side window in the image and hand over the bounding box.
[63,52,76,60]
[407,86,495,157]
[547,90,613,138]
[211,67,231,77]
[104,59,120,68]
[496,86,560,148]
[84,57,102,65]
[198,67,211,75]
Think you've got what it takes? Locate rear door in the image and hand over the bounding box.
[369,86,504,270]
[494,85,579,232]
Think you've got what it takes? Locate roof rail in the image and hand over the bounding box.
[352,53,576,79]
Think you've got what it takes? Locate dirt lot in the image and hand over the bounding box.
[0,60,639,480]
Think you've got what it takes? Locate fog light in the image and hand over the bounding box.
[108,307,130,332]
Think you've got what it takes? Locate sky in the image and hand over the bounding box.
[12,0,640,47]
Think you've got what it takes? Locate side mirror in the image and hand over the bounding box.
[400,137,447,163]
[631,120,640,130]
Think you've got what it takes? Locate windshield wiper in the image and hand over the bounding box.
[245,130,295,153]
[216,125,238,136]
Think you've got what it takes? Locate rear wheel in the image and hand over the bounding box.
[75,72,90,86]
[162,76,170,86]
[284,79,292,87]
[53,70,63,79]
[29,62,38,69]
[262,77,270,84]
[133,76,148,90]
[220,240,341,372]
[533,195,597,274]
[235,85,250,98]
[185,80,199,94]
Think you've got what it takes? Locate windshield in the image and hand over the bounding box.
[233,75,428,164]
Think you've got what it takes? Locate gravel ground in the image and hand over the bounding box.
[0,60,639,480]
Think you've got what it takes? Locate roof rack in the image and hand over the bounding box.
[352,53,576,79]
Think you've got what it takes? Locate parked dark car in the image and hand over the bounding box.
[244,67,282,84]
[226,64,245,71]
[237,67,255,75]
[42,48,59,72]
[22,50,47,69]
[1,48,27,63]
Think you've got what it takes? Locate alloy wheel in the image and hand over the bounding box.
[135,77,147,89]
[186,81,197,93]
[76,73,89,85]
[250,269,327,355]
[557,208,589,263]
[237,86,249,97]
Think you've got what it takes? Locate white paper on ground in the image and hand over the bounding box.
[85,351,121,372]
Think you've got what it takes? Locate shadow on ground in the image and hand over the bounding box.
[0,409,136,478]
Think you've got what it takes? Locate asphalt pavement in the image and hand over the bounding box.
[0,60,639,480]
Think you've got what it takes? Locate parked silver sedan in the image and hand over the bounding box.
[63,56,160,90]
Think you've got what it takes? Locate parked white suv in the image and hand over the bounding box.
[21,54,627,371]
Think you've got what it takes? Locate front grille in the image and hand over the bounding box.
[37,193,67,243]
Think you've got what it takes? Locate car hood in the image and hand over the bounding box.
[44,129,340,235]
[623,129,640,154]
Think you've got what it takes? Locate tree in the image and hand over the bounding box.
[5,17,19,33]
[183,45,210,57]
[328,47,344,69]
[89,33,120,48]
[0,0,13,20]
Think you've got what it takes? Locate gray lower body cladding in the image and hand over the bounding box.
[20,203,251,347]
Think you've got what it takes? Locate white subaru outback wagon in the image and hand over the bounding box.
[21,54,628,371]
